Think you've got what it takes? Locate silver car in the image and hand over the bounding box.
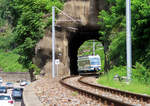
[6,82,13,89]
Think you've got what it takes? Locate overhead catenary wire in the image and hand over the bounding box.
[51,6,81,78]
[55,6,80,22]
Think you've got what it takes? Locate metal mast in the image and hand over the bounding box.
[52,6,55,78]
[126,0,132,81]
[93,40,95,55]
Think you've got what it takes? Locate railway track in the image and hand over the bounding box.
[79,76,150,104]
[60,76,136,106]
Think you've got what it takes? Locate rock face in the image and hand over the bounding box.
[34,0,107,78]
[88,0,107,27]
[34,29,69,78]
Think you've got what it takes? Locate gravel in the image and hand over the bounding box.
[33,76,150,106]
[33,76,102,106]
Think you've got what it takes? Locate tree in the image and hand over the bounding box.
[0,0,63,69]
[98,0,125,72]
[98,0,150,70]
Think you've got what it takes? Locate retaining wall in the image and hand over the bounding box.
[0,72,31,82]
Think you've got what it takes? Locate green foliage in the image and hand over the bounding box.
[0,51,27,72]
[108,66,127,77]
[71,91,78,96]
[98,0,125,42]
[0,0,63,69]
[132,62,150,84]
[109,31,126,65]
[97,65,150,95]
[0,19,15,51]
[97,0,126,72]
[98,0,150,69]
[131,0,150,68]
[0,34,15,51]
[0,18,6,27]
[17,38,36,68]
[30,64,41,75]
[0,0,19,26]
[97,66,126,85]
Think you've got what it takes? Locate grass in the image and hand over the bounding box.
[0,20,28,72]
[97,66,150,95]
[0,50,28,72]
[97,76,150,95]
[71,91,78,96]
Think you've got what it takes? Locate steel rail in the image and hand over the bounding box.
[60,76,133,106]
[79,76,150,103]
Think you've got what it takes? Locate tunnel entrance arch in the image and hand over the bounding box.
[68,26,102,75]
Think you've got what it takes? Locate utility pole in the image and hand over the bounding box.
[51,6,80,78]
[52,6,55,78]
[93,40,95,55]
[126,0,132,81]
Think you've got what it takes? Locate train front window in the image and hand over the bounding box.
[90,58,100,65]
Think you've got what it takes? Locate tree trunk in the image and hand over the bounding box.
[103,41,110,73]
[29,69,35,81]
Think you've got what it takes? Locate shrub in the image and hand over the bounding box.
[30,64,41,75]
[132,62,150,84]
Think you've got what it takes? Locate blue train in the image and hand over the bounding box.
[77,55,101,72]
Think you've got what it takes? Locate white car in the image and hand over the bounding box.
[0,94,14,106]
[20,80,29,86]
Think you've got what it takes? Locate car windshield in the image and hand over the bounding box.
[13,90,21,94]
[0,87,6,89]
[90,58,100,65]
[0,96,11,100]
[7,83,12,85]
[13,88,21,91]
[14,88,20,90]
[21,80,27,82]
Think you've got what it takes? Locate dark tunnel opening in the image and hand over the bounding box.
[68,26,101,75]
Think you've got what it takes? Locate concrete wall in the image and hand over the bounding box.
[0,72,31,82]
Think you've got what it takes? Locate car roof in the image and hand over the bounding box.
[6,82,13,83]
[6,82,13,84]
[13,88,23,90]
[0,94,12,99]
[0,94,11,96]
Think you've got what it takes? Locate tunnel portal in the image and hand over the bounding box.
[68,26,102,75]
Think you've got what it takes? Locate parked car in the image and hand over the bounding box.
[12,88,23,99]
[0,94,14,106]
[0,86,7,93]
[6,82,13,89]
[20,80,29,86]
